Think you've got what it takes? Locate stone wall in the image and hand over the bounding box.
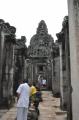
[68,0,79,119]
[52,56,60,96]
[13,36,27,95]
[56,16,71,112]
[0,19,16,108]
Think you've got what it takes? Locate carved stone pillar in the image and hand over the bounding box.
[59,44,64,108]
[31,63,34,83]
[2,41,15,99]
[0,31,5,99]
[68,0,79,119]
[51,59,54,92]
[0,20,16,107]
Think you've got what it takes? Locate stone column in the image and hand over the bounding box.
[0,31,5,98]
[8,44,15,97]
[64,21,72,120]
[68,0,79,119]
[3,41,15,98]
[59,44,64,109]
[31,63,33,83]
[51,59,54,92]
[24,60,27,80]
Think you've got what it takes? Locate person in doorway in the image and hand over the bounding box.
[42,79,47,87]
[37,75,42,88]
[16,80,30,120]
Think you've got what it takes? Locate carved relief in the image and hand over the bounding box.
[0,19,16,35]
[36,20,48,34]
[28,20,54,58]
[29,48,49,57]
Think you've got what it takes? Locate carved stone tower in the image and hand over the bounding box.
[27,20,54,89]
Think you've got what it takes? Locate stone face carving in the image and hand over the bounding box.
[36,20,48,34]
[62,16,68,28]
[28,20,54,58]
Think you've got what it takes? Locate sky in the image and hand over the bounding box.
[0,0,68,46]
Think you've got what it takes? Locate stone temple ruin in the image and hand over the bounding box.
[0,18,71,119]
[26,20,54,89]
[0,1,79,119]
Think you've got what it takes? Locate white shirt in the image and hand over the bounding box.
[42,79,46,85]
[16,83,30,108]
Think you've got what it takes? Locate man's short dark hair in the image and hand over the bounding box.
[23,79,28,83]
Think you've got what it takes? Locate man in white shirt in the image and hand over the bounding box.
[16,80,30,120]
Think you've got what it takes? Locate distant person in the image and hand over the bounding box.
[16,80,30,120]
[37,75,42,88]
[42,79,47,87]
